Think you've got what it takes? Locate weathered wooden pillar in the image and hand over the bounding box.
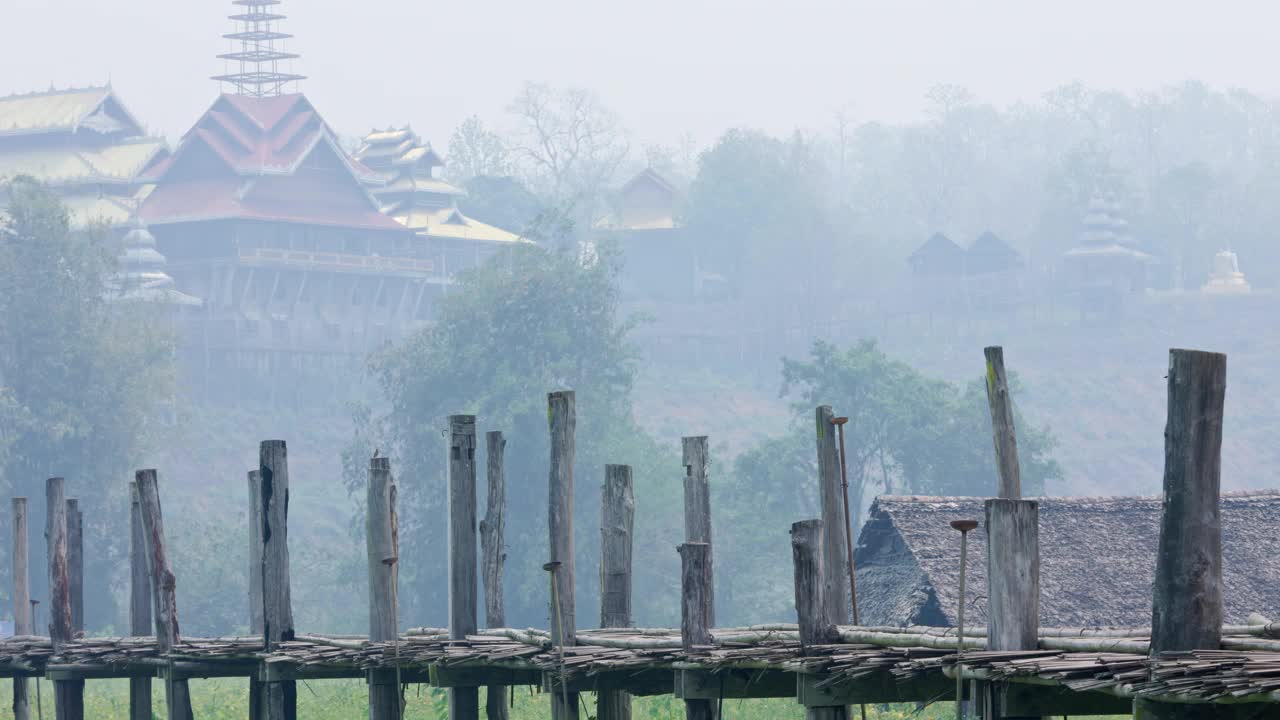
[681,436,714,627]
[129,483,153,720]
[983,346,1021,500]
[449,415,480,720]
[259,440,297,720]
[814,407,850,626]
[11,498,31,720]
[367,456,401,720]
[679,542,715,720]
[983,499,1039,719]
[248,470,265,720]
[791,519,846,720]
[481,431,508,720]
[46,477,85,720]
[1135,349,1228,720]
[599,464,634,720]
[135,469,194,720]
[66,498,83,635]
[547,391,578,720]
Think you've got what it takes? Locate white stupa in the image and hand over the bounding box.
[110,219,202,306]
[1202,250,1251,295]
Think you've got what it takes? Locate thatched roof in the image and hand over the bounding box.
[853,491,1280,628]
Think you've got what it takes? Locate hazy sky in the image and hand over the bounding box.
[2,0,1275,150]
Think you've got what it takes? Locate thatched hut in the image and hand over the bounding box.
[853,491,1280,628]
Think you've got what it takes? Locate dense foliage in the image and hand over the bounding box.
[353,239,683,626]
[0,178,175,625]
[717,339,1060,623]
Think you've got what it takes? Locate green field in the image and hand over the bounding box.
[0,678,969,719]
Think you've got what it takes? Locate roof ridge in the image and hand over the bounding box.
[0,85,110,102]
[876,490,1280,505]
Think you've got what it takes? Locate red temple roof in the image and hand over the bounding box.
[140,93,400,231]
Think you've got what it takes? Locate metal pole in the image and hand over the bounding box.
[832,416,859,625]
[951,519,978,720]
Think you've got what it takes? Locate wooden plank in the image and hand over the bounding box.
[66,498,83,635]
[983,346,1022,500]
[996,683,1130,716]
[984,499,1040,719]
[675,669,795,699]
[367,455,401,720]
[129,483,153,720]
[47,477,85,720]
[481,430,508,720]
[259,440,297,720]
[599,464,634,720]
[449,415,480,720]
[431,665,542,688]
[681,436,714,627]
[1138,349,1229,720]
[814,406,850,626]
[547,391,578,720]
[136,469,194,720]
[11,497,31,720]
[791,519,846,720]
[798,672,958,706]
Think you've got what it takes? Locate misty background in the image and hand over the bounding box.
[2,0,1279,646]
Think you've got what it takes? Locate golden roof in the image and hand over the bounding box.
[391,207,524,244]
[0,86,141,137]
[0,138,166,186]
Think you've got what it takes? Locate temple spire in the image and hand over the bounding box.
[212,0,306,97]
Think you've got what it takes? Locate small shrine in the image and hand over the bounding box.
[1202,250,1251,295]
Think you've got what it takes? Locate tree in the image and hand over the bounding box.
[447,115,511,184]
[352,238,679,625]
[0,177,176,627]
[457,174,545,236]
[506,82,630,224]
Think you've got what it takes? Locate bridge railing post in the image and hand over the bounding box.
[368,456,401,720]
[449,415,480,720]
[12,497,31,720]
[136,469,194,720]
[259,440,296,720]
[791,519,845,720]
[548,391,578,720]
[599,464,634,720]
[129,482,153,720]
[481,431,508,720]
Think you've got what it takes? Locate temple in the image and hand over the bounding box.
[1061,194,1152,314]
[353,126,523,276]
[0,85,167,227]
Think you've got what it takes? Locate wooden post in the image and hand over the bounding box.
[983,347,1022,499]
[47,477,85,720]
[681,436,714,627]
[248,470,265,720]
[983,499,1039,719]
[129,483,153,720]
[791,520,845,720]
[814,407,850,626]
[547,391,578,720]
[1136,349,1227,720]
[135,469,194,720]
[480,431,508,720]
[11,498,31,720]
[599,464,634,720]
[678,542,715,720]
[259,440,296,720]
[367,456,401,720]
[66,498,83,635]
[449,415,480,720]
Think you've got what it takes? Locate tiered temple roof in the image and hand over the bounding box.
[140,94,402,231]
[0,86,167,227]
[1064,194,1152,262]
[110,220,201,306]
[354,127,522,244]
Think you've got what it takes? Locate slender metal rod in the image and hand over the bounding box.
[956,530,968,720]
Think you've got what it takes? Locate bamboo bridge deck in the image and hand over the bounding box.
[6,625,1280,713]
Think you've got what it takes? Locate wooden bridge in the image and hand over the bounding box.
[2,348,1264,719]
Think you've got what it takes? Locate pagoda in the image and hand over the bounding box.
[1061,194,1152,314]
[138,1,435,389]
[354,127,523,278]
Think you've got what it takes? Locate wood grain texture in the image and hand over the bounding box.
[449,415,480,720]
[814,406,850,626]
[481,431,507,720]
[678,542,714,720]
[984,346,1022,500]
[135,469,193,720]
[259,440,296,720]
[548,391,578,720]
[129,483,153,720]
[66,498,82,635]
[599,464,634,720]
[367,456,401,720]
[12,498,30,720]
[681,436,714,628]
